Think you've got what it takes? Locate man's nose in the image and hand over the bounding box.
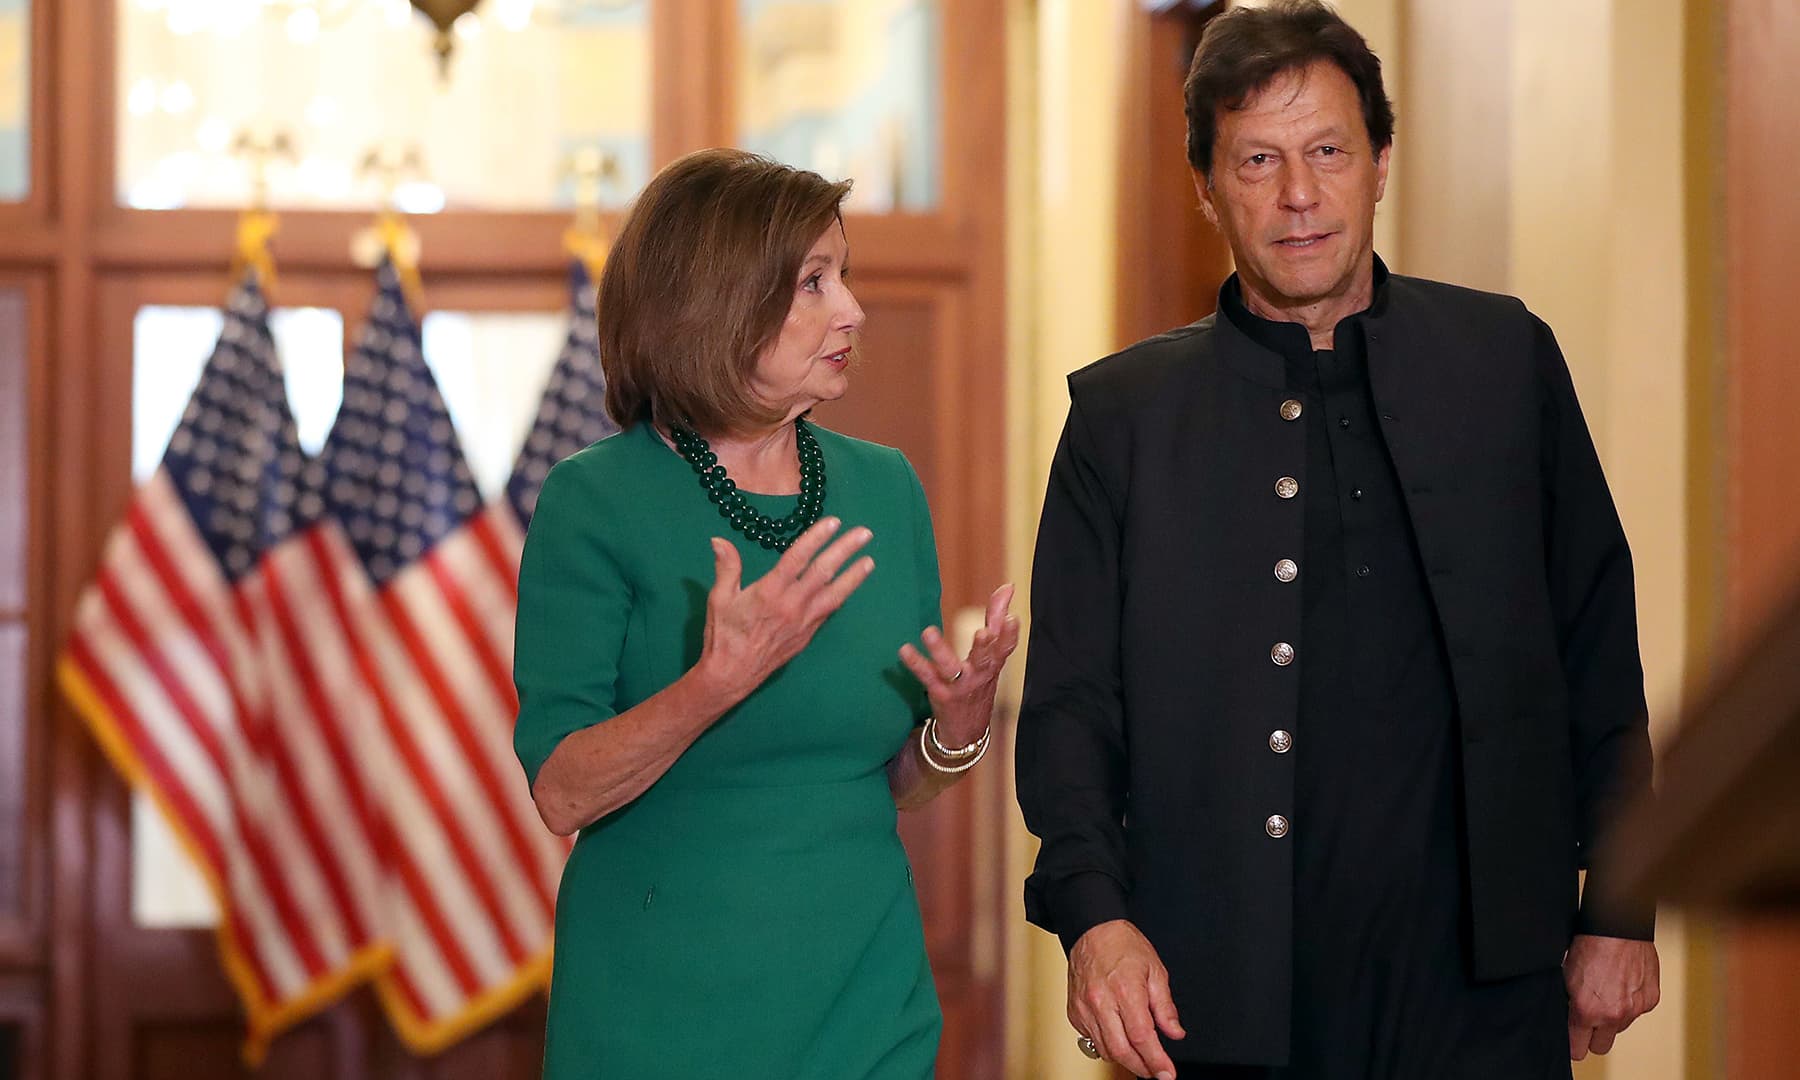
[1277,162,1321,213]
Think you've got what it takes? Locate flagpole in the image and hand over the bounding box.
[228,130,291,294]
[352,145,428,310]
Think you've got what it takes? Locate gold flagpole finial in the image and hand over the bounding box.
[352,144,429,310]
[228,130,295,292]
[561,147,618,282]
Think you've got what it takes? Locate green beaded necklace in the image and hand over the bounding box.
[670,419,826,551]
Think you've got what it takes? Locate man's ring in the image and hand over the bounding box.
[1077,1034,1101,1060]
[951,669,964,682]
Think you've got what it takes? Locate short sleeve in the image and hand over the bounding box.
[512,459,632,788]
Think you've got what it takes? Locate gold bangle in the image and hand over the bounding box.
[925,715,988,760]
[920,720,988,774]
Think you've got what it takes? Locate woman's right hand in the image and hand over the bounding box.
[695,517,876,703]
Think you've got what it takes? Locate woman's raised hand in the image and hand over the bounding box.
[898,583,1020,747]
[696,517,876,702]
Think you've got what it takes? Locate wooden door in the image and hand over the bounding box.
[1715,0,1800,1075]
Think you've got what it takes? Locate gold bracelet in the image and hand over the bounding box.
[925,715,989,760]
[919,720,989,774]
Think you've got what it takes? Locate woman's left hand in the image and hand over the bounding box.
[899,583,1020,748]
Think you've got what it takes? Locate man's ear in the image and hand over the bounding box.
[1192,168,1220,229]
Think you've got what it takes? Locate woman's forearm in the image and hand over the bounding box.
[530,661,742,835]
[888,726,968,810]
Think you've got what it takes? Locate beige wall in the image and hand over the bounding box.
[1400,1,1693,1067]
[1003,1,1694,1076]
[1003,2,1122,1075]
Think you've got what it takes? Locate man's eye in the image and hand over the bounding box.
[1248,154,1270,167]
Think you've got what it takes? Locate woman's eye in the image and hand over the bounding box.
[802,272,823,292]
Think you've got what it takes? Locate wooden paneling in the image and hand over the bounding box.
[0,272,49,974]
[1724,0,1800,642]
[0,972,45,1080]
[0,626,26,931]
[1719,0,1800,1076]
[0,288,24,613]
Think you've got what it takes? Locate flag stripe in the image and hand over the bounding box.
[434,522,522,718]
[421,546,519,718]
[388,889,465,1021]
[95,564,333,981]
[129,495,375,954]
[467,508,521,604]
[129,488,266,715]
[300,528,502,992]
[110,527,364,973]
[239,569,386,947]
[304,529,504,992]
[376,581,552,916]
[66,632,286,1004]
[385,569,555,936]
[363,587,535,963]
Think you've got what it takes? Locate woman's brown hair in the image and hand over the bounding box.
[598,148,853,435]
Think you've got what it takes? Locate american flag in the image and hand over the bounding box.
[505,258,618,526]
[59,261,611,1059]
[313,261,565,1050]
[58,276,392,1061]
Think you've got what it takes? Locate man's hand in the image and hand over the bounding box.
[1564,933,1659,1060]
[1068,920,1186,1080]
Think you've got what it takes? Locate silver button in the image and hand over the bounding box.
[1280,399,1304,421]
[1266,814,1290,838]
[1274,558,1298,583]
[1271,642,1295,666]
[1275,476,1299,499]
[1269,730,1293,753]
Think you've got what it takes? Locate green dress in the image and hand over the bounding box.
[513,421,943,1079]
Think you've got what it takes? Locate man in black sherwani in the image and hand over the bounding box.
[1015,3,1660,1078]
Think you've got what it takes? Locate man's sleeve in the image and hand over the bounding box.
[1016,386,1133,953]
[1534,316,1657,941]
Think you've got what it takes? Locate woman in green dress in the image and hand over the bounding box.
[512,148,1018,1079]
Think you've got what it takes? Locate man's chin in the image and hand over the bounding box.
[1261,269,1355,308]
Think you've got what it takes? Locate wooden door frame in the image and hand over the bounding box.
[1114,1,1234,349]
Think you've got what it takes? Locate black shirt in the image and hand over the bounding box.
[1196,274,1569,1079]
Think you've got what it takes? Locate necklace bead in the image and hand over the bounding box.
[670,419,827,552]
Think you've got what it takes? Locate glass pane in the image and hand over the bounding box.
[132,790,218,928]
[0,0,25,201]
[737,0,940,212]
[0,288,22,610]
[116,0,651,211]
[420,310,565,498]
[131,304,344,481]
